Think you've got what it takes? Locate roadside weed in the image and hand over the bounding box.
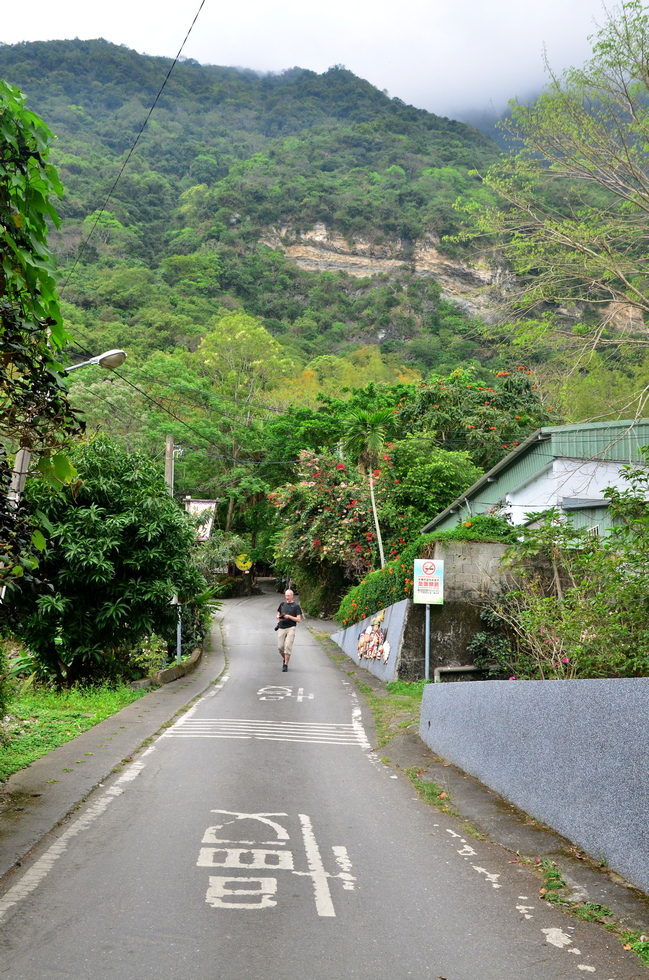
[0,684,146,781]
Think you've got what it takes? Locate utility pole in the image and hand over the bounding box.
[7,448,32,509]
[0,448,33,604]
[165,434,174,496]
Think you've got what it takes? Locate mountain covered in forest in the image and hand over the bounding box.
[0,38,506,374]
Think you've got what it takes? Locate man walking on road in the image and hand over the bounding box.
[276,589,302,671]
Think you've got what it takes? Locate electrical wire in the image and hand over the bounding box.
[62,0,208,287]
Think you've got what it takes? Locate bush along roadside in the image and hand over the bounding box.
[336,515,515,626]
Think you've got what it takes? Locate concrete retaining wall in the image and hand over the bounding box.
[419,678,649,895]
[331,541,509,680]
[331,599,409,682]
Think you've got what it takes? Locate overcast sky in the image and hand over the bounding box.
[1,0,606,119]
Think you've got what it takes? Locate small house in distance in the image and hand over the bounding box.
[421,420,649,537]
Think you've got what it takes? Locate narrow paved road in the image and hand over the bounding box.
[0,594,641,979]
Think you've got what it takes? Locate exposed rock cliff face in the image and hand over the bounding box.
[260,223,510,321]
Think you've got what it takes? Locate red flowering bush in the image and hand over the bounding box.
[269,450,402,613]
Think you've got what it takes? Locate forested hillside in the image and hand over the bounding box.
[0,38,505,373]
[0,40,572,605]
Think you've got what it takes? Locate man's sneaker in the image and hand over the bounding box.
[282,663,288,671]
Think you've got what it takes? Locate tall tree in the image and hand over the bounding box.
[342,408,394,568]
[194,311,293,531]
[463,1,649,355]
[1,79,82,600]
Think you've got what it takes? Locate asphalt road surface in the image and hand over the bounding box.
[0,594,642,979]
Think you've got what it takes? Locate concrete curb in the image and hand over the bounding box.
[151,645,202,685]
[0,616,226,882]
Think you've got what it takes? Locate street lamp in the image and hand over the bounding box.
[65,348,127,372]
[1,348,129,605]
[6,349,129,506]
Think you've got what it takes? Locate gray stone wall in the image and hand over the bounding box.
[419,678,649,895]
[432,540,508,599]
[399,601,485,681]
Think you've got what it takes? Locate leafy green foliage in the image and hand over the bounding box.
[399,366,558,467]
[0,40,507,386]
[0,682,145,781]
[0,640,11,720]
[459,1,649,350]
[0,79,84,597]
[270,451,391,614]
[0,79,80,448]
[382,434,482,538]
[13,437,206,686]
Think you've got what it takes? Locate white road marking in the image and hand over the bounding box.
[457,844,477,857]
[257,686,292,700]
[577,966,595,972]
[350,703,371,750]
[542,927,575,950]
[297,813,336,917]
[205,811,290,843]
[206,876,277,909]
[296,688,314,702]
[472,865,502,889]
[162,718,364,745]
[516,903,535,920]
[0,754,147,924]
[0,790,121,923]
[115,761,145,783]
[0,663,232,926]
[197,848,294,870]
[332,846,356,890]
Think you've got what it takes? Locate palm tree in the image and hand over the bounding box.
[342,408,394,569]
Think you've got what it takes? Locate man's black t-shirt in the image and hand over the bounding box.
[277,601,302,629]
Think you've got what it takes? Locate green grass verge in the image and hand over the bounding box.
[356,679,426,747]
[0,685,146,782]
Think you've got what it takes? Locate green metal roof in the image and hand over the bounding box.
[421,420,649,533]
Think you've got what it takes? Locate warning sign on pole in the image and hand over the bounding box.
[413,558,444,605]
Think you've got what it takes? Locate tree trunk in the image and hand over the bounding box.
[225,496,235,533]
[369,471,385,569]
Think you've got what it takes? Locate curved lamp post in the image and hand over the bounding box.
[7,349,129,506]
[65,348,127,372]
[1,348,129,604]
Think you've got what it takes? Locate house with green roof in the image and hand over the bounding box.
[421,420,649,536]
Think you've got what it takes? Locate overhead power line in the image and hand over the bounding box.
[62,0,208,286]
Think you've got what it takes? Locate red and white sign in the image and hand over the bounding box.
[413,558,444,605]
[185,499,217,541]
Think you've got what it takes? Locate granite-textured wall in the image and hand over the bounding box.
[432,540,508,599]
[419,678,649,895]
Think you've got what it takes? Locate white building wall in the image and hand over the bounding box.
[503,458,628,525]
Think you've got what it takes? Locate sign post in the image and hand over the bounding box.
[413,559,444,681]
[171,594,182,665]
